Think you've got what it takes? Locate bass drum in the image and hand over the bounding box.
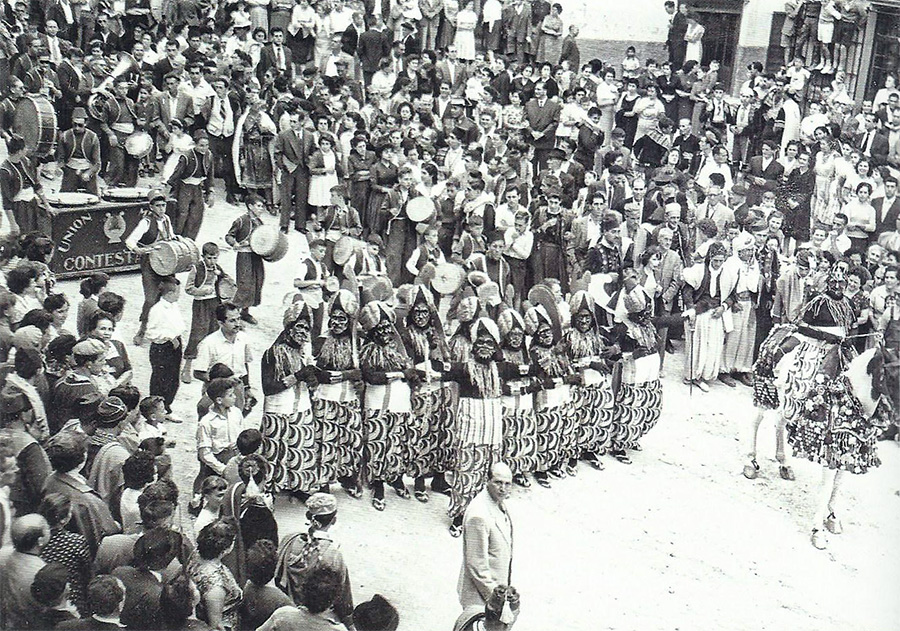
[14,96,58,158]
[149,237,200,275]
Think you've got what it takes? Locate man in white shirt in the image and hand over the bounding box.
[194,302,254,408]
[179,63,215,129]
[204,76,238,203]
[145,276,186,421]
[695,184,734,234]
[44,20,64,65]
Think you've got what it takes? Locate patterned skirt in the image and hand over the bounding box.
[407,384,455,478]
[570,378,615,455]
[612,354,662,450]
[313,398,363,483]
[788,375,891,473]
[448,397,503,520]
[362,409,409,484]
[613,380,662,448]
[260,409,319,493]
[502,401,538,476]
[534,388,575,471]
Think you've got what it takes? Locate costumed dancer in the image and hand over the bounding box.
[560,291,615,472]
[497,307,538,488]
[448,293,482,362]
[446,317,512,538]
[166,129,214,241]
[398,285,453,502]
[749,261,857,482]
[260,301,320,501]
[526,304,574,487]
[233,80,277,208]
[607,267,663,462]
[313,289,365,499]
[358,301,418,511]
[789,309,895,550]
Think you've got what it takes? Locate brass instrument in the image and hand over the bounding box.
[86,52,138,120]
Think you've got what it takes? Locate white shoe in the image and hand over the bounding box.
[695,380,710,392]
[812,61,825,71]
[811,528,827,550]
[821,63,834,74]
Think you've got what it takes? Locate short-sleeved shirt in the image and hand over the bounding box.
[196,407,243,454]
[195,330,252,379]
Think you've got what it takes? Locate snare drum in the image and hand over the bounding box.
[125,132,154,159]
[45,192,100,207]
[14,96,58,158]
[103,187,151,201]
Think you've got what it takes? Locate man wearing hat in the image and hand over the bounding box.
[85,396,130,502]
[166,129,213,241]
[537,148,576,207]
[49,339,107,434]
[125,189,177,346]
[56,107,101,194]
[99,74,140,187]
[442,97,480,145]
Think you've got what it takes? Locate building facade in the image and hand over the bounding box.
[574,0,900,99]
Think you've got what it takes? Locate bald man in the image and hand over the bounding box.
[458,462,514,611]
[0,514,50,629]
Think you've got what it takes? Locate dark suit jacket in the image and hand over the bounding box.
[148,90,193,132]
[274,128,313,173]
[490,71,513,105]
[45,3,77,41]
[746,155,784,206]
[341,23,359,56]
[56,59,90,105]
[152,57,178,90]
[436,60,469,95]
[874,195,900,234]
[856,130,891,166]
[356,28,391,73]
[524,98,561,150]
[256,43,294,82]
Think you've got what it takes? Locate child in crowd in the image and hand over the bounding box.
[197,363,237,420]
[191,376,244,512]
[621,45,641,79]
[182,242,227,383]
[226,194,267,325]
[194,474,228,536]
[135,395,168,444]
[145,276,186,423]
[223,428,264,484]
[76,272,110,338]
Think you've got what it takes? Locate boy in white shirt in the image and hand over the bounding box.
[145,276,186,423]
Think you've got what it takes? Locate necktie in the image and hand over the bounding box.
[275,46,284,69]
